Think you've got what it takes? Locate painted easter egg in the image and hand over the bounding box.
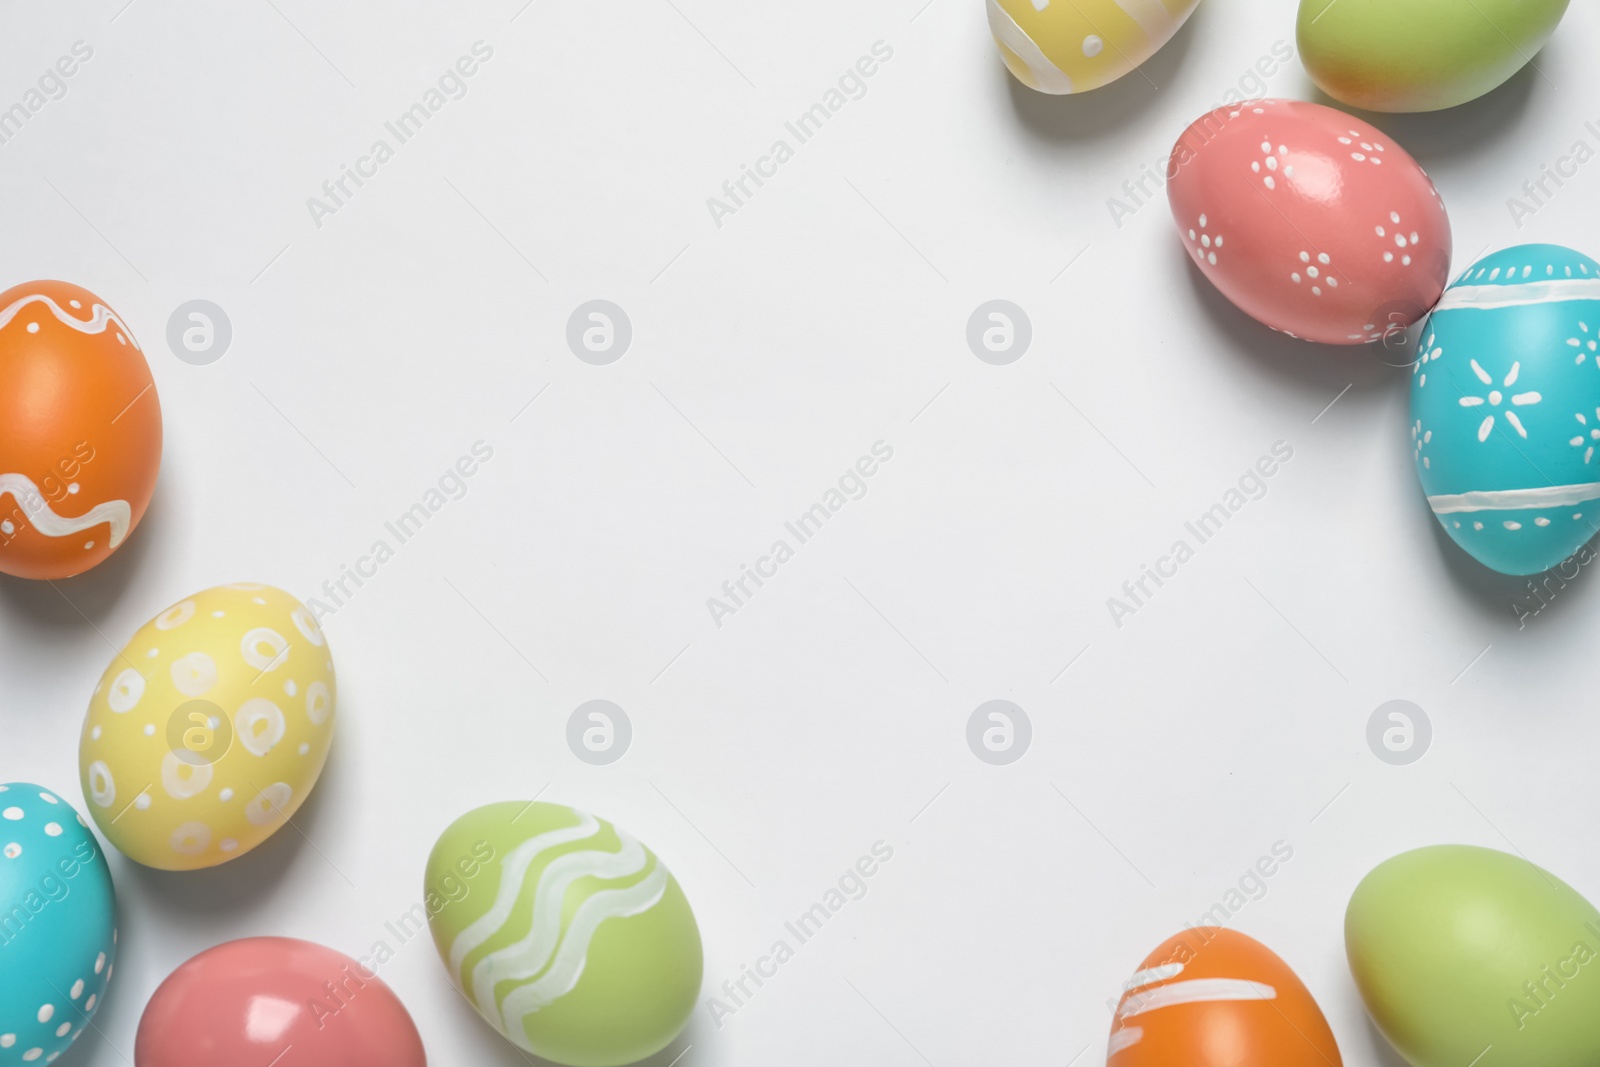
[1107,927,1342,1065]
[0,783,117,1065]
[0,280,161,580]
[1167,99,1451,345]
[78,583,336,870]
[1299,0,1571,113]
[426,801,702,1067]
[134,937,426,1067]
[1348,845,1600,1066]
[1410,245,1600,575]
[987,0,1200,95]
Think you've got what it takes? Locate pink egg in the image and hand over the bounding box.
[1167,99,1451,345]
[133,937,426,1067]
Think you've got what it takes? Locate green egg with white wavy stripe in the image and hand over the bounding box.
[425,801,702,1066]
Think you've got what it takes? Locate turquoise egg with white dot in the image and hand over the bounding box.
[0,783,116,1063]
[1411,244,1600,575]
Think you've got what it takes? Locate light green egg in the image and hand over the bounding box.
[1347,845,1600,1066]
[425,801,702,1067]
[1298,0,1570,112]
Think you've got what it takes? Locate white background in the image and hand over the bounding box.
[3,0,1600,1064]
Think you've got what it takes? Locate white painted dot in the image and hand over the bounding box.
[143,724,155,737]
[1300,251,1311,263]
[38,793,56,805]
[54,1023,69,1038]
[1385,252,1395,263]
[3,808,22,821]
[0,1035,12,1048]
[1263,176,1275,189]
[26,323,39,334]
[91,726,102,741]
[1474,522,1485,530]
[1312,286,1322,296]
[1307,266,1320,279]
[3,844,20,859]
[1081,34,1103,56]
[219,788,234,802]
[44,823,61,837]
[22,1048,41,1062]
[94,954,105,975]
[1536,518,1551,527]
[1201,234,1211,248]
[70,981,83,999]
[84,994,96,1011]
[1376,226,1386,237]
[1505,521,1523,530]
[298,742,310,755]
[134,795,151,811]
[1199,214,1207,227]
[68,300,81,309]
[1291,273,1302,283]
[220,838,238,852]
[37,1006,52,1024]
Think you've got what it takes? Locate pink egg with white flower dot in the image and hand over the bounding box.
[1167,99,1451,346]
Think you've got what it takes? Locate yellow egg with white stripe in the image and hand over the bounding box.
[987,0,1200,94]
[78,583,336,871]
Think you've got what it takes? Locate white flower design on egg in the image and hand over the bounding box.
[1570,409,1600,464]
[1458,360,1541,442]
[1570,322,1597,365]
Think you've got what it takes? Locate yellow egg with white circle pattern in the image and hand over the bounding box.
[77,583,336,871]
[987,0,1200,95]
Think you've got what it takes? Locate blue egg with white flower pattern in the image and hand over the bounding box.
[0,783,116,1064]
[1411,244,1600,575]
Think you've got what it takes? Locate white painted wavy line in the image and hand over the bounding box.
[1428,482,1600,515]
[986,0,1074,93]
[1118,978,1276,1020]
[1107,1026,1143,1056]
[497,865,669,1034]
[0,293,141,349]
[1112,0,1174,38]
[0,473,130,547]
[447,813,602,976]
[1435,278,1600,312]
[1124,962,1183,991]
[467,836,650,1013]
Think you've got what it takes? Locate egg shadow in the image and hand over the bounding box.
[0,479,168,630]
[1181,257,1399,400]
[1001,7,1201,143]
[1301,59,1539,167]
[435,971,708,1067]
[1422,512,1600,628]
[1355,1015,1412,1067]
[116,739,342,917]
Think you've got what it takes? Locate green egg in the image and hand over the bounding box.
[1297,0,1570,112]
[1346,845,1600,1066]
[425,801,703,1067]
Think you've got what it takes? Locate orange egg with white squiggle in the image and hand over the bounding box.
[1107,928,1342,1066]
[0,280,161,579]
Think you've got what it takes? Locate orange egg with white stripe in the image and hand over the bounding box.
[1107,928,1342,1066]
